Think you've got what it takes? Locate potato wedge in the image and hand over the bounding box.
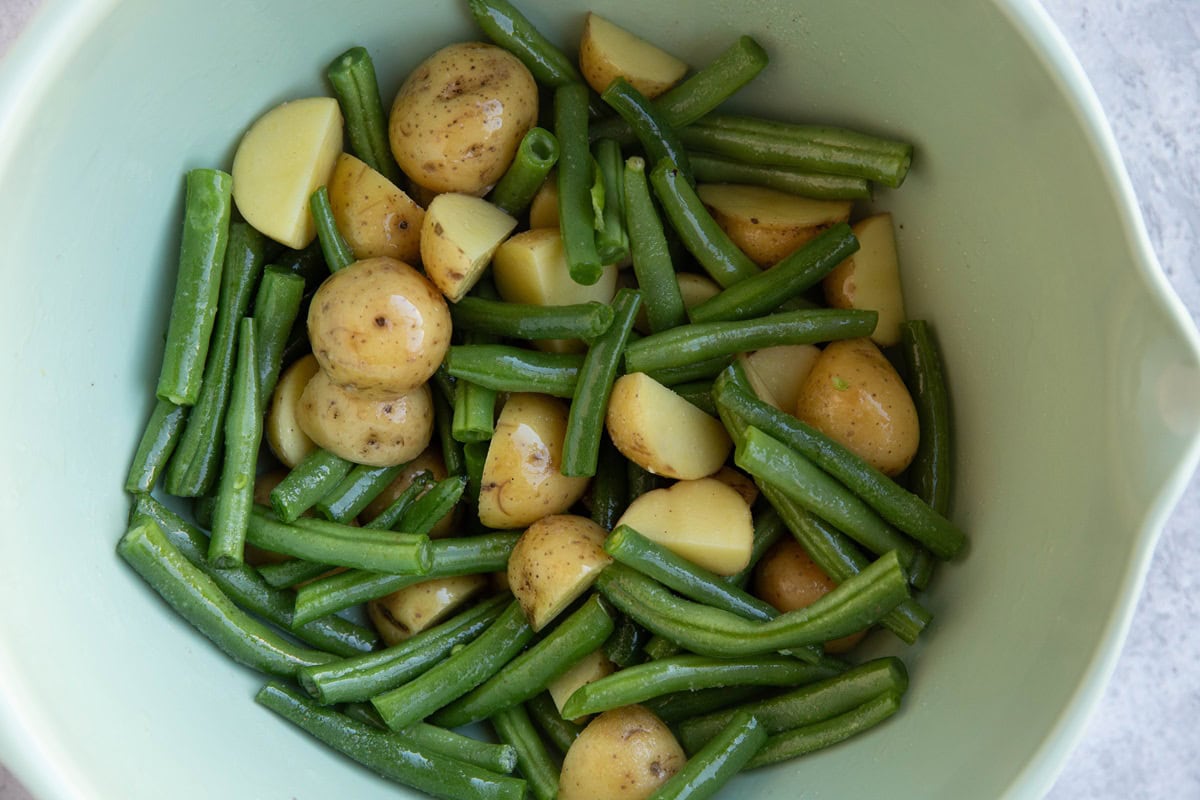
[507,515,611,631]
[231,97,343,249]
[528,173,560,228]
[697,183,852,266]
[327,153,424,263]
[367,574,488,646]
[420,193,517,302]
[548,649,616,723]
[737,344,821,412]
[265,354,320,468]
[823,213,908,346]
[606,372,731,480]
[579,13,688,100]
[711,465,758,507]
[616,477,754,575]
[675,272,721,309]
[559,706,684,800]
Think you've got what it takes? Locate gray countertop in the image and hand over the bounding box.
[1,1,1197,797]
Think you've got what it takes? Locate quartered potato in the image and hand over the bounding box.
[327,153,424,263]
[697,183,852,266]
[527,174,560,228]
[367,574,489,646]
[549,649,616,723]
[737,344,821,412]
[823,213,908,346]
[559,705,685,800]
[507,515,611,631]
[265,353,320,468]
[754,538,868,653]
[579,13,688,99]
[420,192,517,302]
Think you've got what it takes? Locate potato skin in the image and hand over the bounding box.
[794,338,919,477]
[389,42,538,195]
[559,705,685,800]
[327,153,424,263]
[367,574,488,646]
[507,514,611,631]
[297,370,433,467]
[307,257,451,396]
[265,353,320,468]
[754,538,867,653]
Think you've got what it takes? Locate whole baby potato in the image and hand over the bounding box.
[754,538,867,653]
[327,153,424,263]
[296,369,433,467]
[389,42,538,195]
[559,705,685,800]
[308,257,451,396]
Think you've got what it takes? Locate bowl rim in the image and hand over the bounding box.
[1,1,1199,798]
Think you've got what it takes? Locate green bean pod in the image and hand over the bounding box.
[362,470,434,531]
[671,380,716,415]
[256,558,333,589]
[602,78,692,183]
[603,614,649,668]
[451,297,615,342]
[467,0,582,87]
[746,691,903,768]
[555,83,604,286]
[648,711,766,800]
[246,505,431,574]
[624,156,687,332]
[342,701,519,774]
[446,344,582,397]
[326,46,402,185]
[688,153,871,200]
[645,355,734,387]
[431,374,466,476]
[642,685,772,725]
[269,448,354,523]
[526,692,583,754]
[590,434,630,531]
[251,266,307,410]
[900,320,953,516]
[310,185,355,272]
[491,704,560,800]
[491,126,561,216]
[125,399,189,494]
[315,463,404,524]
[593,137,630,264]
[397,475,467,534]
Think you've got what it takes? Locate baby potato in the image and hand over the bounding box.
[579,13,688,100]
[549,649,616,723]
[420,192,517,302]
[527,173,559,228]
[307,257,451,396]
[359,445,455,536]
[794,338,919,476]
[823,213,908,347]
[754,538,868,654]
[507,515,611,631]
[478,393,590,529]
[711,465,759,507]
[697,183,852,266]
[297,370,433,467]
[737,344,821,413]
[389,42,538,196]
[265,353,320,468]
[367,574,488,646]
[559,705,685,800]
[327,153,424,263]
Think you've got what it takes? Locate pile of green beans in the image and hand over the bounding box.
[116,2,967,798]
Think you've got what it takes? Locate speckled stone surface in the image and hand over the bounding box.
[1,1,1197,797]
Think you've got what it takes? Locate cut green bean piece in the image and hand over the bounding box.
[649,711,766,800]
[591,434,629,531]
[156,168,234,406]
[491,126,560,216]
[464,440,490,512]
[642,635,683,661]
[315,463,404,524]
[747,691,903,768]
[603,78,692,183]
[251,266,307,410]
[398,476,467,535]
[118,520,334,676]
[646,355,734,387]
[125,399,189,494]
[627,461,666,501]
[604,614,648,668]
[593,137,630,264]
[624,156,687,332]
[257,558,332,589]
[642,685,772,725]
[208,318,261,568]
[431,375,466,476]
[451,297,615,341]
[310,186,355,272]
[454,375,499,443]
[900,320,954,516]
[326,46,402,186]
[256,682,527,800]
[467,0,582,87]
[555,83,604,286]
[270,448,354,523]
[491,704,560,800]
[527,692,583,754]
[689,153,871,200]
[363,470,434,531]
[671,380,716,416]
[446,345,582,397]
[246,505,431,574]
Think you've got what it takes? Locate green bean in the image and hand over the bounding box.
[293,532,520,625]
[125,399,189,494]
[562,655,834,719]
[467,0,582,88]
[326,45,402,186]
[642,635,683,661]
[399,475,467,534]
[593,137,630,263]
[594,552,908,658]
[649,711,765,800]
[372,600,537,731]
[118,519,334,676]
[272,240,329,289]
[246,505,431,574]
[671,380,716,416]
[746,691,903,768]
[715,374,965,559]
[340,702,519,776]
[562,289,641,477]
[625,309,877,375]
[256,682,527,800]
[130,494,377,657]
[590,434,629,531]
[727,505,788,588]
[907,549,936,592]
[251,266,307,410]
[156,168,234,406]
[604,614,649,668]
[603,78,693,183]
[642,686,773,725]
[627,461,666,501]
[165,223,268,496]
[451,297,615,342]
[463,440,491,512]
[688,153,871,200]
[362,470,434,531]
[491,704,560,800]
[650,158,759,288]
[689,224,858,323]
[269,448,354,523]
[434,594,615,727]
[491,127,560,216]
[645,355,734,386]
[431,375,466,476]
[555,83,604,286]
[680,115,913,188]
[298,594,510,704]
[900,320,953,516]
[526,692,583,754]
[309,186,355,272]
[453,326,500,443]
[677,657,907,751]
[446,344,582,397]
[257,558,332,589]
[208,319,261,568]
[314,463,404,523]
[624,156,687,332]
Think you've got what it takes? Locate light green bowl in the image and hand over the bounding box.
[1,1,1197,797]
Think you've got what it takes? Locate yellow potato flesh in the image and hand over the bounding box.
[420,192,517,301]
[527,174,560,228]
[327,153,424,263]
[549,649,615,723]
[697,183,852,266]
[737,344,822,412]
[265,354,320,468]
[506,515,611,631]
[231,97,343,249]
[823,213,908,346]
[579,12,688,100]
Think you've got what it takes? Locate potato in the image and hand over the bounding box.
[420,193,517,302]
[711,465,758,507]
[389,42,538,196]
[308,257,451,396]
[367,574,488,646]
[265,354,320,468]
[527,173,559,228]
[507,515,611,631]
[794,338,919,476]
[231,97,343,249]
[606,372,731,480]
[675,272,721,309]
[548,649,615,723]
[297,370,433,467]
[616,478,754,575]
[478,393,590,529]
[737,344,821,412]
[359,445,455,536]
[823,213,908,346]
[754,538,867,654]
[559,706,685,800]
[327,153,424,263]
[697,184,852,266]
[579,13,688,100]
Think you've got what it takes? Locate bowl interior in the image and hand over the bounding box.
[1,0,1198,798]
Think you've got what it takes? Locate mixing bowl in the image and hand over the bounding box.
[1,0,1197,797]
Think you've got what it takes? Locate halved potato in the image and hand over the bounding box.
[549,649,616,723]
[367,574,488,646]
[327,153,424,263]
[579,13,688,100]
[507,515,611,630]
[697,184,852,266]
[823,213,908,346]
[265,354,320,468]
[616,477,754,575]
[231,97,343,249]
[606,372,731,480]
[737,344,822,412]
[710,465,758,507]
[559,706,685,800]
[420,193,517,302]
